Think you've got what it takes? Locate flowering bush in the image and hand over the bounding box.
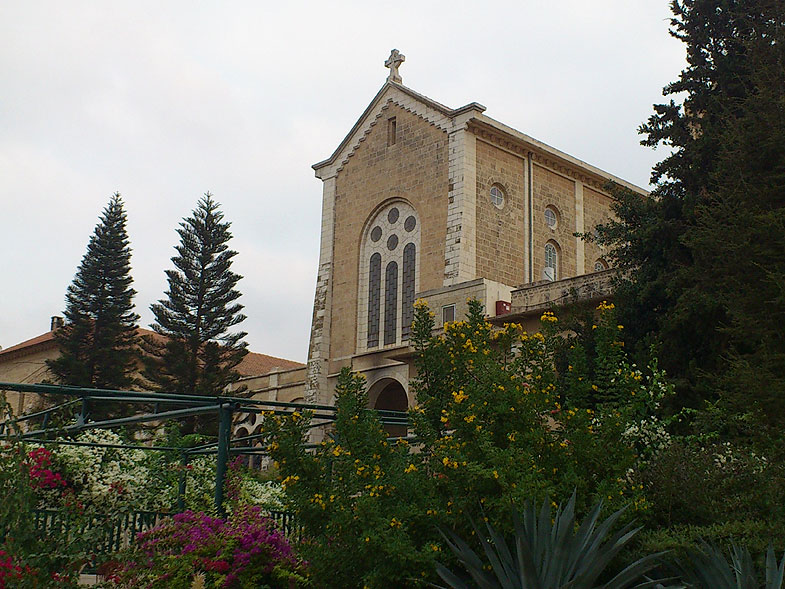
[106,506,307,588]
[262,299,674,586]
[29,429,285,515]
[0,421,87,588]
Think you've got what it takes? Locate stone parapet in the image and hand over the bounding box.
[508,269,616,315]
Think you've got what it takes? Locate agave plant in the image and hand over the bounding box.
[436,494,669,589]
[675,541,785,589]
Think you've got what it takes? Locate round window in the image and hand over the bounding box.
[544,207,558,229]
[489,185,505,209]
[388,208,400,224]
[594,259,608,272]
[370,226,382,242]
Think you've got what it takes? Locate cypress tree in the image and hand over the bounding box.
[143,193,248,411]
[596,0,785,423]
[48,193,140,390]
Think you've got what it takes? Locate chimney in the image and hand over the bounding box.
[51,316,64,331]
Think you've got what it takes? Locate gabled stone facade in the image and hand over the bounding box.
[303,51,647,415]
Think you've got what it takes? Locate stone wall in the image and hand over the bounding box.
[532,164,577,281]
[474,140,527,286]
[330,103,449,364]
[583,186,614,273]
[508,269,615,315]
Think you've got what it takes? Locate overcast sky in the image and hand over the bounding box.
[0,1,686,363]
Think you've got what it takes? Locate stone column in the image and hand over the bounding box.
[444,119,478,285]
[305,174,336,406]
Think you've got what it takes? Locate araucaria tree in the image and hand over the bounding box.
[48,193,139,390]
[144,193,247,402]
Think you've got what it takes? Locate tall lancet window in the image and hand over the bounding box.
[358,200,421,352]
[367,253,382,348]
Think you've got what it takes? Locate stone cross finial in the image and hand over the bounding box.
[385,49,405,84]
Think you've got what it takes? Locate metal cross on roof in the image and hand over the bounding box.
[385,49,405,84]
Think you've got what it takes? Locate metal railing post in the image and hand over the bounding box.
[177,451,189,512]
[214,403,232,515]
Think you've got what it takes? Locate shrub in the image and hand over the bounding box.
[105,506,307,588]
[262,300,675,586]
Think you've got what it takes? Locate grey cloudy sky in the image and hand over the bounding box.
[0,1,686,363]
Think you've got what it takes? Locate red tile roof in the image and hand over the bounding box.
[0,331,56,357]
[0,328,304,377]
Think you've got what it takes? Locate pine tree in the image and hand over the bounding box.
[596,0,785,423]
[143,193,248,408]
[48,193,139,390]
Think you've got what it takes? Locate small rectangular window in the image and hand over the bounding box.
[387,117,397,146]
[442,304,455,326]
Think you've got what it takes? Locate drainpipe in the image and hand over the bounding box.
[527,153,534,283]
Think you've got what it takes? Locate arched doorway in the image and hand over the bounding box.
[371,380,408,438]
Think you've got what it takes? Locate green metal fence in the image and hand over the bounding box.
[0,381,410,514]
[33,509,168,554]
[33,508,302,555]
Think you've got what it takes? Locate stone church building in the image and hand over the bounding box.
[233,50,647,437]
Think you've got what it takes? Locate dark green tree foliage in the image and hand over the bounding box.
[144,194,247,402]
[595,0,785,418]
[48,193,139,390]
[686,5,785,435]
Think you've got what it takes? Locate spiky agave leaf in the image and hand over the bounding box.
[436,494,670,589]
[676,541,785,589]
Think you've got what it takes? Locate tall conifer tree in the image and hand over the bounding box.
[48,193,139,389]
[596,0,785,423]
[143,193,247,405]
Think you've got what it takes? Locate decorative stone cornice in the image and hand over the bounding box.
[313,82,485,179]
[467,120,611,191]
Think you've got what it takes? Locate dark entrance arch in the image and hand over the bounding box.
[372,380,408,438]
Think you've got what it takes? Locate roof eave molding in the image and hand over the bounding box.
[468,115,649,196]
[312,81,486,180]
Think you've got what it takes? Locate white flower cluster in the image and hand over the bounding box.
[712,441,768,473]
[622,416,671,458]
[52,429,174,512]
[35,430,286,514]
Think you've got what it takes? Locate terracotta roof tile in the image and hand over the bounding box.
[0,327,304,377]
[0,331,56,357]
[236,352,304,376]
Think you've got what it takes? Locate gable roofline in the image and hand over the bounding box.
[312,80,649,196]
[312,81,486,175]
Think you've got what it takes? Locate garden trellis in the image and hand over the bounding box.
[0,382,410,513]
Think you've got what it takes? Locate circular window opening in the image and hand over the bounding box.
[387,234,399,251]
[388,208,400,224]
[544,206,558,229]
[489,185,505,209]
[370,226,382,242]
[404,215,416,232]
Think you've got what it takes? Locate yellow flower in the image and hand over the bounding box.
[464,415,476,424]
[404,463,417,474]
[390,518,402,528]
[452,390,468,404]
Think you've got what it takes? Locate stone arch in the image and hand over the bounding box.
[367,377,409,438]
